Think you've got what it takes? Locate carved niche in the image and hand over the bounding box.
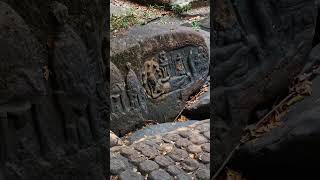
[141,46,208,99]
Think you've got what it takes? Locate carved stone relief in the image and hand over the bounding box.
[126,62,148,114]
[110,24,209,134]
[0,0,108,179]
[110,62,129,113]
[141,46,208,99]
[110,44,208,135]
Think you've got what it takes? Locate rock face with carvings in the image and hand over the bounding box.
[214,2,320,179]
[110,24,209,136]
[0,1,107,179]
[212,0,318,173]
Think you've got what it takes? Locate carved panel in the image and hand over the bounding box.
[141,46,208,99]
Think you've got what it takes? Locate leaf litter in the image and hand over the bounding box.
[217,65,320,180]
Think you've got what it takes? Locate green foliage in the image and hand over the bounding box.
[149,4,166,10]
[191,20,200,31]
[170,3,192,14]
[110,8,139,32]
[110,7,158,32]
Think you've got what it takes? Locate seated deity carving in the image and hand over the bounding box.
[142,59,171,99]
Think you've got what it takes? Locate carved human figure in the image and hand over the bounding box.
[49,1,95,150]
[142,59,171,98]
[175,53,187,76]
[0,1,50,164]
[111,94,123,113]
[195,47,207,71]
[158,51,170,78]
[187,49,198,77]
[126,62,147,112]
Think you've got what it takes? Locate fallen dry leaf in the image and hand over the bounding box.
[144,119,158,126]
[225,169,244,180]
[294,80,312,95]
[43,65,50,80]
[177,115,188,122]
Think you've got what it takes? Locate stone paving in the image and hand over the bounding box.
[110,119,210,180]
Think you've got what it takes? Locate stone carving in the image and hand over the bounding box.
[111,24,209,131]
[141,46,207,99]
[126,62,147,113]
[175,53,187,76]
[49,1,98,150]
[0,0,107,179]
[187,49,198,77]
[142,59,171,99]
[110,62,145,136]
[0,0,47,166]
[111,62,129,113]
[158,51,171,78]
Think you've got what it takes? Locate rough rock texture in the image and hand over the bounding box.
[0,1,107,179]
[111,131,124,147]
[129,0,208,7]
[212,0,317,173]
[110,120,210,180]
[229,75,320,179]
[125,121,198,143]
[110,24,209,135]
[183,90,209,120]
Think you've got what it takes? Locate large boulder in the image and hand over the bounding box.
[109,24,209,135]
[212,0,317,173]
[0,1,107,179]
[229,75,320,179]
[183,89,210,120]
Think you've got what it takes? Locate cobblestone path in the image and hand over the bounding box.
[110,120,210,180]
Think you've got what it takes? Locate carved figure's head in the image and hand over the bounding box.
[126,62,132,70]
[159,51,166,58]
[176,53,182,61]
[110,62,125,94]
[142,59,165,86]
[0,1,46,106]
[51,1,68,25]
[198,46,204,53]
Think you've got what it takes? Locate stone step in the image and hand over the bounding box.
[124,120,199,143]
[110,119,210,180]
